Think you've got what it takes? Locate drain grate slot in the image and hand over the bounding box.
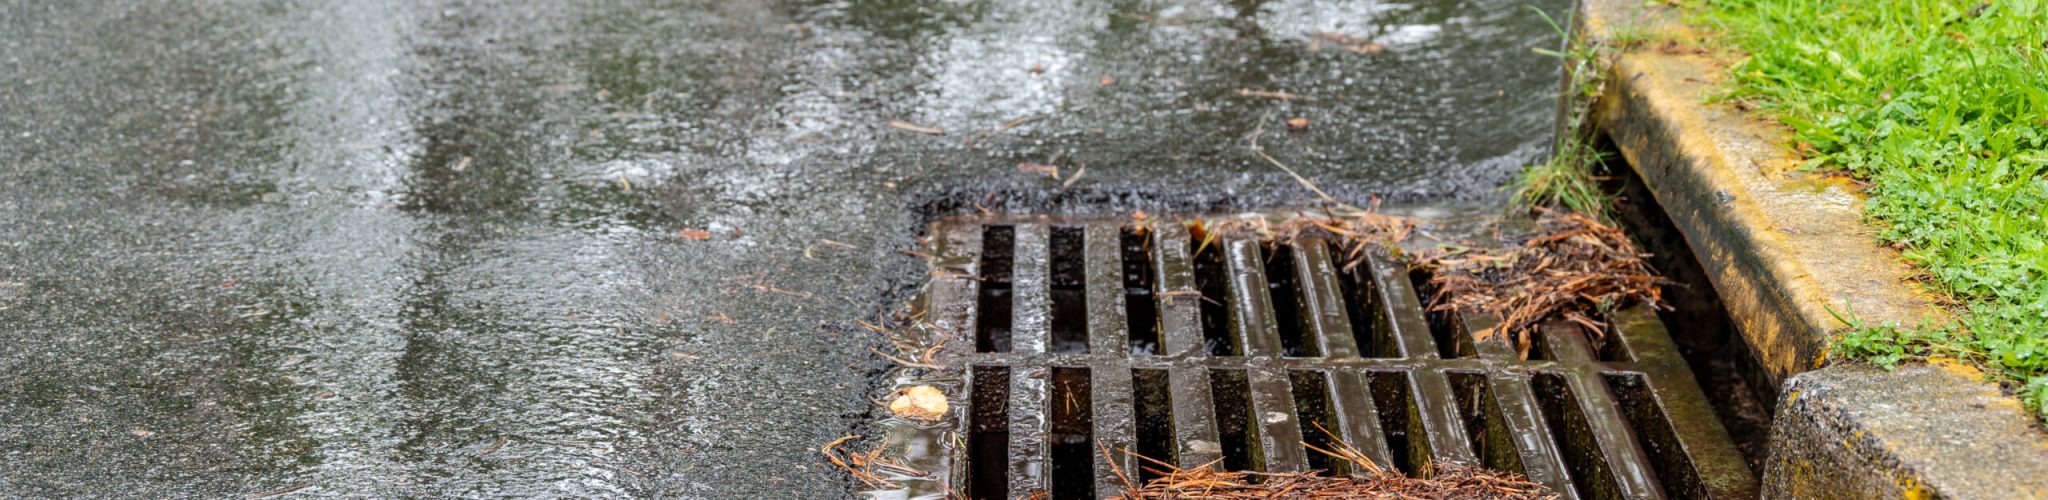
[976,226,1016,353]
[914,217,1757,499]
[1047,367,1094,499]
[1120,228,1161,356]
[1049,227,1089,354]
[1533,371,1622,500]
[968,366,1012,500]
[1333,246,1396,358]
[1288,370,1342,474]
[1131,368,1176,482]
[1450,371,1518,473]
[1190,237,1237,356]
[1410,268,1476,359]
[1525,331,1556,360]
[1368,370,1425,475]
[1208,369,1259,473]
[1264,244,1318,357]
[1599,329,1635,362]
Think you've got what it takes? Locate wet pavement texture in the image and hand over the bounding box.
[0,0,1563,497]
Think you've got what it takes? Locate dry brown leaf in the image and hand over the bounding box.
[888,385,949,422]
[1308,32,1389,54]
[1017,162,1060,179]
[679,229,712,241]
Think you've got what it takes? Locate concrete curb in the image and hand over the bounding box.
[1766,364,2048,499]
[1577,0,2048,497]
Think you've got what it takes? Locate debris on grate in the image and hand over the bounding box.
[1104,423,1557,499]
[846,211,1759,500]
[1183,205,1417,266]
[1112,455,1555,499]
[1419,208,1670,354]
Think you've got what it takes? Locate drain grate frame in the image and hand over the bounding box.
[908,215,1758,500]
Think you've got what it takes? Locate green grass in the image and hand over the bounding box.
[1513,142,1612,217]
[1695,0,2048,416]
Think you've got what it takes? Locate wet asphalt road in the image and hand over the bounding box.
[0,0,1563,497]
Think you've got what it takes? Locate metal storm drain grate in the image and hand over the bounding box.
[892,215,1758,500]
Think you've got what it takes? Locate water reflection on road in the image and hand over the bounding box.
[0,0,1564,496]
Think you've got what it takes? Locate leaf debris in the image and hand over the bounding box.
[823,435,929,490]
[1017,162,1060,179]
[1419,209,1667,351]
[1110,425,1553,499]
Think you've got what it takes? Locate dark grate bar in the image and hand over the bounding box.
[1607,306,1761,499]
[1541,322,1666,499]
[1295,242,1362,359]
[1153,223,1206,358]
[1248,366,1310,473]
[1410,364,1482,466]
[1009,225,1051,356]
[1224,239,1284,358]
[1005,364,1047,496]
[1167,365,1224,471]
[1489,372,1580,497]
[918,217,1759,499]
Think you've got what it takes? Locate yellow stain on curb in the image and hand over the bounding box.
[1925,357,1985,381]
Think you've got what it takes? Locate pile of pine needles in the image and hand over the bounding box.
[1112,463,1554,499]
[1420,209,1665,352]
[1107,433,1554,499]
